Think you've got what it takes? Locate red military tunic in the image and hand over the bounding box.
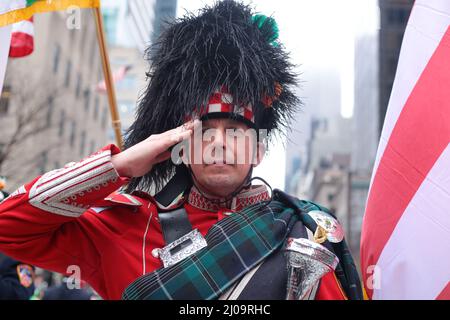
[0,145,347,300]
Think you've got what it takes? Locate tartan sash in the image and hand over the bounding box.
[122,197,298,300]
[122,190,363,300]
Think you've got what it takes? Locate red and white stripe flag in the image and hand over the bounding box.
[361,0,450,300]
[9,16,33,58]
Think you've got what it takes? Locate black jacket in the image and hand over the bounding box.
[0,254,35,300]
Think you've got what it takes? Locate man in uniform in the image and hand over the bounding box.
[0,1,362,300]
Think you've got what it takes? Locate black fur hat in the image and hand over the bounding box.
[125,0,300,193]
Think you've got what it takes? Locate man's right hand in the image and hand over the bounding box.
[111,120,200,178]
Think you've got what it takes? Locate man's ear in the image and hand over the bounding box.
[253,142,266,167]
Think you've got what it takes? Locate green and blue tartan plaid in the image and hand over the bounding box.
[122,190,363,300]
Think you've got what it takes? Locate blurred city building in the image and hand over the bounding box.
[152,0,178,44]
[0,10,110,190]
[353,34,379,174]
[296,151,371,267]
[345,32,380,264]
[285,68,344,195]
[0,1,179,190]
[287,0,415,267]
[285,63,363,259]
[105,47,147,139]
[378,0,414,134]
[101,0,177,140]
[308,154,351,237]
[102,0,177,52]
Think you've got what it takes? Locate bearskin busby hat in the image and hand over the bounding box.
[125,0,300,193]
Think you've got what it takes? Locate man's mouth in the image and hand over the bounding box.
[205,160,233,167]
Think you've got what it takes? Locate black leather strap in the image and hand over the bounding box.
[158,207,193,245]
[154,165,192,209]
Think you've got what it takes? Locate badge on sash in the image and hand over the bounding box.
[307,210,344,243]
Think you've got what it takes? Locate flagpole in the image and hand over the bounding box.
[0,25,12,95]
[93,7,123,150]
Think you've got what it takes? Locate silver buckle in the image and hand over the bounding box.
[158,229,208,268]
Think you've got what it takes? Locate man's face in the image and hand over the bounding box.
[187,118,264,198]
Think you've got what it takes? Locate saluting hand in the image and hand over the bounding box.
[111,120,200,178]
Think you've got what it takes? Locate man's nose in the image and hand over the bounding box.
[211,128,235,163]
[211,128,226,148]
[214,129,226,148]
